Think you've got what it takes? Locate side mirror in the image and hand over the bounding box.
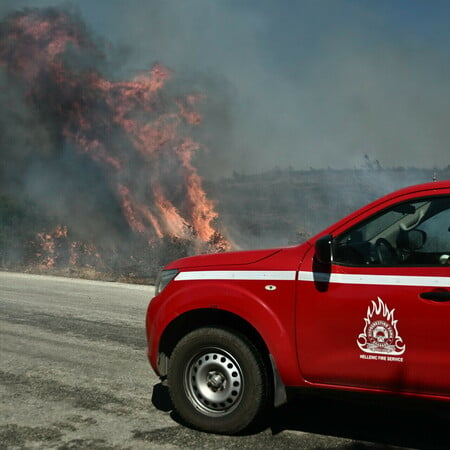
[397,229,426,251]
[315,234,333,265]
[406,229,426,250]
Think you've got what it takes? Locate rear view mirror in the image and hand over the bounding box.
[393,203,416,214]
[315,234,333,265]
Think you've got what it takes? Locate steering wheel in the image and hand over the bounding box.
[375,238,398,265]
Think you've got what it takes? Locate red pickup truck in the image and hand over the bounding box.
[146,181,450,434]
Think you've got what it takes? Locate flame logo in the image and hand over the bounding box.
[357,297,406,356]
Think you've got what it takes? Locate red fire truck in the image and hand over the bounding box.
[146,181,450,434]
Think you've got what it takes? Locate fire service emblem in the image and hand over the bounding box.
[357,297,405,357]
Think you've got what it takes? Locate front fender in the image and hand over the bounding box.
[149,279,301,385]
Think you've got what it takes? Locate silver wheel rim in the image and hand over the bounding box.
[184,348,244,417]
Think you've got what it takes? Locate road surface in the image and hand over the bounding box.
[1,271,448,449]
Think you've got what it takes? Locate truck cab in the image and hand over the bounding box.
[146,181,450,434]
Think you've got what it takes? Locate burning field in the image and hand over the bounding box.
[0,7,229,281]
[1,5,441,282]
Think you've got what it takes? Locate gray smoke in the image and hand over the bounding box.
[2,0,450,176]
[1,0,448,261]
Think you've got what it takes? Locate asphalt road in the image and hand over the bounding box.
[1,271,449,449]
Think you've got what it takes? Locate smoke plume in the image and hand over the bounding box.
[0,6,228,275]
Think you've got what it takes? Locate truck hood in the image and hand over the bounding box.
[164,247,282,270]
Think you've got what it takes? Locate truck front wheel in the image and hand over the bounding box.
[167,327,272,434]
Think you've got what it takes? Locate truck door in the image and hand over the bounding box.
[296,195,450,396]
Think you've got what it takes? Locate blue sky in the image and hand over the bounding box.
[2,0,450,174]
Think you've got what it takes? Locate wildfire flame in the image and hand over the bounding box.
[35,225,102,270]
[0,7,230,270]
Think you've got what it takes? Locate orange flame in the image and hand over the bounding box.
[1,8,230,254]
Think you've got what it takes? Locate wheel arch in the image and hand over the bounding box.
[158,308,287,407]
[159,308,269,369]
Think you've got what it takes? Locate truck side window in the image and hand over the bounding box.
[333,196,450,266]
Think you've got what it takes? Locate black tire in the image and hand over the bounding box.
[167,327,272,434]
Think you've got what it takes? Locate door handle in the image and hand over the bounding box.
[420,291,450,302]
